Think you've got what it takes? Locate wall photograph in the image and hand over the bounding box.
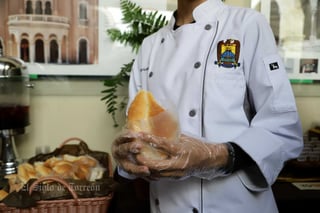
[0,0,175,76]
[261,0,320,81]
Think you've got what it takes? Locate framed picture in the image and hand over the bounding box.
[260,0,320,81]
[0,0,174,76]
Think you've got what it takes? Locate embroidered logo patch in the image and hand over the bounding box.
[215,39,241,68]
[269,62,279,71]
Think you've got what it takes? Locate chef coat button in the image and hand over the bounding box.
[192,208,199,213]
[161,38,165,43]
[194,61,201,69]
[155,198,160,206]
[149,72,153,78]
[189,109,196,117]
[204,24,212,30]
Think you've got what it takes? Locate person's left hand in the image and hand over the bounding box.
[134,132,229,179]
[112,130,151,177]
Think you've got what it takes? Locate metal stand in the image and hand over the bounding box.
[0,129,22,178]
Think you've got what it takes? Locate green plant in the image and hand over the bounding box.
[101,0,168,127]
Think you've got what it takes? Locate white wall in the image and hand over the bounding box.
[225,0,251,7]
[14,81,320,164]
[15,81,122,164]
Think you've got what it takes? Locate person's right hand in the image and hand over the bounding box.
[112,130,151,177]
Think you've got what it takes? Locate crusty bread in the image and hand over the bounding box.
[0,189,8,201]
[18,163,37,184]
[44,156,60,168]
[128,90,165,122]
[4,155,105,194]
[127,90,179,160]
[74,155,97,167]
[34,162,53,177]
[74,164,89,180]
[52,160,74,178]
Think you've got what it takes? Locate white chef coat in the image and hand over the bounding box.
[119,0,304,212]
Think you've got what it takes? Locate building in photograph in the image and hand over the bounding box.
[268,0,320,50]
[0,0,99,65]
[262,0,320,79]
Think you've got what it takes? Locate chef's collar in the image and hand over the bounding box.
[169,0,225,29]
[173,11,196,30]
[193,0,224,21]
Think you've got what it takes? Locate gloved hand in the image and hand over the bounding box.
[133,132,230,180]
[112,130,151,177]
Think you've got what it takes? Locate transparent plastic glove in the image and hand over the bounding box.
[134,132,229,180]
[112,130,151,177]
[127,110,180,161]
[126,90,180,161]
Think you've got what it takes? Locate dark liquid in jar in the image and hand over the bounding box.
[0,105,30,130]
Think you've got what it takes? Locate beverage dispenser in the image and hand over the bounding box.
[0,55,31,178]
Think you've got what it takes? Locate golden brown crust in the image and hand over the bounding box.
[74,164,90,180]
[0,189,8,201]
[128,90,165,122]
[74,155,97,167]
[18,163,37,184]
[34,162,53,177]
[4,155,104,193]
[43,156,60,168]
[127,90,179,160]
[52,160,75,178]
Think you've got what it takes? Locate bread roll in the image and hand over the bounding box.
[44,156,60,168]
[34,162,53,177]
[62,154,79,162]
[0,189,8,201]
[128,90,165,124]
[52,160,74,178]
[4,173,24,193]
[127,90,179,160]
[74,155,97,167]
[74,164,90,180]
[18,163,37,183]
[4,155,104,194]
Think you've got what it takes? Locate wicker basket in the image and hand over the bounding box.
[0,176,112,213]
[28,137,113,178]
[0,137,114,212]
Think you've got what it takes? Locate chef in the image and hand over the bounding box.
[112,0,303,212]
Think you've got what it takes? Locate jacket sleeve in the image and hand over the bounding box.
[233,12,303,191]
[116,37,153,180]
[127,36,154,107]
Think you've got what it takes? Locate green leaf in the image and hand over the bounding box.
[101,0,169,127]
